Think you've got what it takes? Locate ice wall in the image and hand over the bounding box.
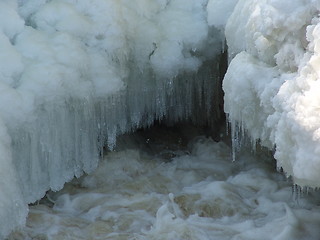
[223,0,320,187]
[0,0,226,237]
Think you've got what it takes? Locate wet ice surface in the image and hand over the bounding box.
[8,129,320,240]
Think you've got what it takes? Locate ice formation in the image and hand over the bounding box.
[2,0,320,237]
[223,0,320,187]
[0,0,227,237]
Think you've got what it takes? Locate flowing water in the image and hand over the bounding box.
[8,125,320,240]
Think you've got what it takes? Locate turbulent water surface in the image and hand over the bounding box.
[8,126,320,240]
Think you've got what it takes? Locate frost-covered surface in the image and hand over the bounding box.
[223,0,320,187]
[0,0,228,237]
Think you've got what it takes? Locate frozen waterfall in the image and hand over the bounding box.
[0,0,225,237]
[2,0,320,238]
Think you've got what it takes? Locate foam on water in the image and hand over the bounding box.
[8,136,320,240]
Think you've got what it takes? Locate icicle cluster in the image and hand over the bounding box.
[0,0,230,237]
[10,60,220,205]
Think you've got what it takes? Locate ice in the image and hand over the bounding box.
[0,120,27,239]
[3,0,320,237]
[224,0,320,187]
[0,0,225,237]
[207,0,239,30]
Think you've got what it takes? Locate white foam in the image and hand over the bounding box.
[9,139,320,239]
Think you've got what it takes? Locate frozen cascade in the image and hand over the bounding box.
[3,54,223,238]
[0,0,231,237]
[6,0,320,238]
[10,60,221,205]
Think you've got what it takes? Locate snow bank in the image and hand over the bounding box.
[224,0,320,187]
[0,0,226,237]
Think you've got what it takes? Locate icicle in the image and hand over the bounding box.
[9,57,222,206]
[292,184,303,204]
[107,126,117,151]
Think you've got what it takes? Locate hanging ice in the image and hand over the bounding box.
[4,0,320,237]
[0,0,227,237]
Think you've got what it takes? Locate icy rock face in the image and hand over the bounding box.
[0,0,225,237]
[224,0,320,187]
